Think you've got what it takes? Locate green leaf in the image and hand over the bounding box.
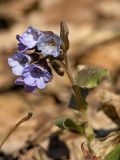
[60,21,69,52]
[104,144,120,160]
[55,117,85,134]
[75,66,110,89]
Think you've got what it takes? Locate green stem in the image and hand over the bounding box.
[55,59,95,143]
[55,60,85,109]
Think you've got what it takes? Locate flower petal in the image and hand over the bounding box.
[8,57,19,67]
[15,78,36,92]
[17,27,41,49]
[15,78,24,85]
[22,33,36,48]
[36,78,46,89]
[37,31,62,57]
[18,43,28,52]
[24,75,36,86]
[43,71,52,82]
[12,65,24,76]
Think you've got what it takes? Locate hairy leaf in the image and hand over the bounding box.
[55,117,85,134]
[75,66,110,89]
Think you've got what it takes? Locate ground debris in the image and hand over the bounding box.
[98,90,120,126]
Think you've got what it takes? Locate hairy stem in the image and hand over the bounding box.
[55,58,95,143]
[55,60,85,110]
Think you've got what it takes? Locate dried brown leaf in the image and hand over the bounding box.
[60,21,69,52]
[81,142,101,160]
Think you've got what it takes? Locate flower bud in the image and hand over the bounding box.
[51,61,64,76]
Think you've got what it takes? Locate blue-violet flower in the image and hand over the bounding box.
[16,64,52,92]
[37,31,62,57]
[8,52,31,76]
[16,26,42,52]
[8,26,63,92]
[15,78,36,92]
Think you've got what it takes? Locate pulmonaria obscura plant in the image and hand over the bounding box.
[8,26,64,92]
[8,22,111,160]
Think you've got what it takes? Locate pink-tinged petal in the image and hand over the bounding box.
[12,65,24,76]
[36,78,46,89]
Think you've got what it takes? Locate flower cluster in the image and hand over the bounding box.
[8,26,63,92]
